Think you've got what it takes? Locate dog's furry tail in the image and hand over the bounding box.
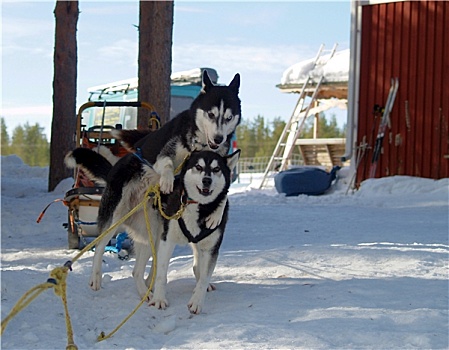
[65,148,113,185]
[110,129,151,152]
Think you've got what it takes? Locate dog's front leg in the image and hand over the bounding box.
[188,246,218,314]
[154,156,174,194]
[192,244,216,292]
[149,237,175,309]
[205,198,227,229]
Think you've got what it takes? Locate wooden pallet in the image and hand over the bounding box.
[296,138,348,169]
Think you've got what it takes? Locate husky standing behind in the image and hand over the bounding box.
[113,71,241,195]
[65,71,241,305]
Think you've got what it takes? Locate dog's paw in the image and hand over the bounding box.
[205,212,222,229]
[159,174,174,194]
[149,297,169,310]
[187,297,203,315]
[89,273,102,291]
[149,287,168,309]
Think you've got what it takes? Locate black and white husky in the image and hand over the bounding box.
[65,71,241,308]
[113,71,241,194]
[152,150,240,314]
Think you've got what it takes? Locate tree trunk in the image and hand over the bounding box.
[138,0,174,128]
[49,1,79,191]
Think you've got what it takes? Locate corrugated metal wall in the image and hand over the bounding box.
[356,0,449,185]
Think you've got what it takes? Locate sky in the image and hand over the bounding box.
[1,1,351,140]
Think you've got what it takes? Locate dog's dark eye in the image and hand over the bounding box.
[195,164,203,172]
[226,114,233,121]
[207,111,215,119]
[212,166,221,173]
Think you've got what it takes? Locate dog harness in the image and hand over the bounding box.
[177,217,218,244]
[133,147,154,168]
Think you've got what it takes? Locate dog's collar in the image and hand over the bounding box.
[181,191,198,205]
[178,217,217,244]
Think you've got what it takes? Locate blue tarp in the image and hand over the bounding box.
[274,166,340,196]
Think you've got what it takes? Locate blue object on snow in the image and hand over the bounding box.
[274,166,340,196]
[81,232,131,252]
[104,232,128,254]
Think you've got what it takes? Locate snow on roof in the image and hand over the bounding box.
[87,68,218,94]
[280,49,350,86]
[171,67,218,85]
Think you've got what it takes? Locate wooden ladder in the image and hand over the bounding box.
[259,43,339,189]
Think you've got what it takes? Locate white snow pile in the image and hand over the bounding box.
[1,155,448,349]
[281,49,350,86]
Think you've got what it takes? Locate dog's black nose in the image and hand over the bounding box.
[202,177,212,187]
[213,135,224,145]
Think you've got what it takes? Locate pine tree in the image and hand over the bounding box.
[50,1,78,191]
[236,120,257,158]
[138,1,173,127]
[10,125,26,161]
[302,113,345,138]
[23,123,50,166]
[253,116,270,158]
[267,117,286,155]
[1,118,11,155]
[8,123,50,166]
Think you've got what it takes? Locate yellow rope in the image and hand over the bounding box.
[50,267,78,350]
[0,188,154,348]
[174,154,189,175]
[0,266,78,350]
[149,116,161,130]
[1,282,54,334]
[1,158,190,347]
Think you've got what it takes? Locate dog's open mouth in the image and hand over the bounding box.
[197,186,212,196]
[208,141,219,150]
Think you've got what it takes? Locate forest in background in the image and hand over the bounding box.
[0,114,345,167]
[237,114,346,158]
[1,117,50,167]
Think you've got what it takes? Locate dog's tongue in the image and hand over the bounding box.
[201,188,210,195]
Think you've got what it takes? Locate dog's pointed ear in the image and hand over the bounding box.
[201,70,214,94]
[228,73,240,94]
[226,149,241,171]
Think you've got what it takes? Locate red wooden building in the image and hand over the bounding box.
[344,0,449,186]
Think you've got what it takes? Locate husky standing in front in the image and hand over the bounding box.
[65,71,242,313]
[151,150,240,314]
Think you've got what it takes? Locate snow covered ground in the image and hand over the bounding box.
[1,155,448,349]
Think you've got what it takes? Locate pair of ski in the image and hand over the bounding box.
[368,77,399,178]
